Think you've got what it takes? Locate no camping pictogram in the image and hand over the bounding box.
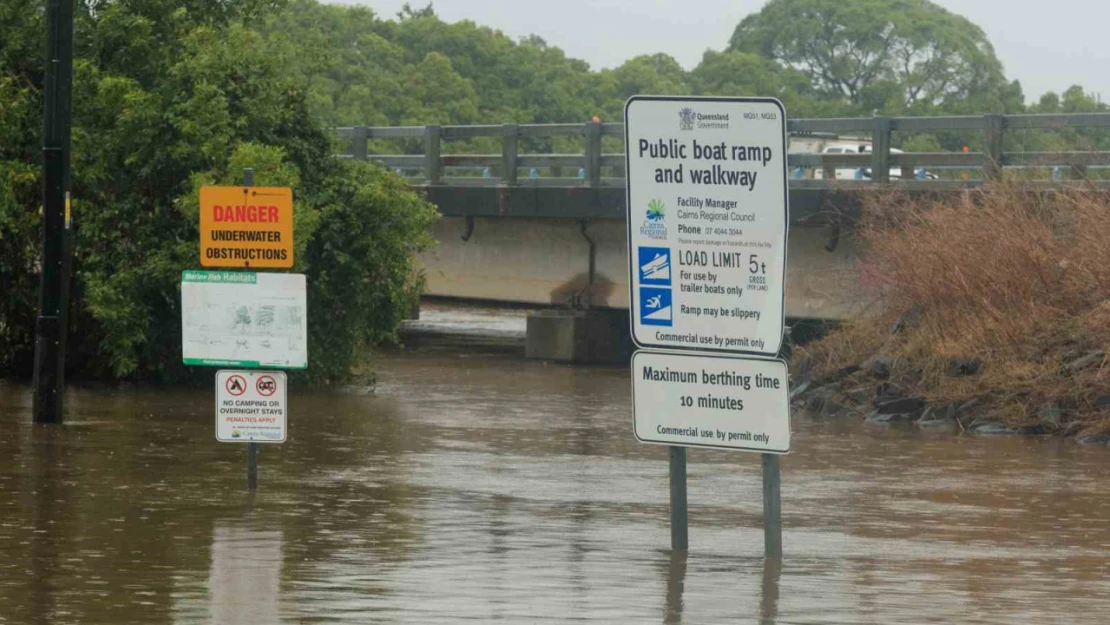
[225,375,247,396]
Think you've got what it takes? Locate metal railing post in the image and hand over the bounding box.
[871,116,892,184]
[502,124,519,184]
[900,158,915,180]
[984,114,1005,181]
[424,125,442,184]
[586,121,602,187]
[351,126,368,160]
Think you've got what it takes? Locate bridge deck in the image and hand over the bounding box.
[336,113,1110,317]
[338,113,1110,203]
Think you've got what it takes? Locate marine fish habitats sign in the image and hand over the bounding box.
[631,350,790,454]
[216,370,287,443]
[181,271,307,369]
[624,96,788,357]
[200,185,294,268]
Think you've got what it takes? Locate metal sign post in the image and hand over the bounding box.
[248,442,259,491]
[245,168,257,491]
[216,369,287,490]
[625,95,791,557]
[244,168,257,491]
[762,454,783,558]
[669,446,688,551]
[184,169,300,491]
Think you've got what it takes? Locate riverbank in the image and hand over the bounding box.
[790,184,1110,443]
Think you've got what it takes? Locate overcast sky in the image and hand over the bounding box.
[336,0,1110,103]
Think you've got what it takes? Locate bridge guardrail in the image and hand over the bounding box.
[336,113,1110,188]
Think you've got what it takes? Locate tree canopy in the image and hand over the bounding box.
[252,0,1098,127]
[728,0,1010,113]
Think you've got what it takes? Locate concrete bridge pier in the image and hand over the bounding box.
[418,210,866,363]
[419,216,635,363]
[525,308,634,364]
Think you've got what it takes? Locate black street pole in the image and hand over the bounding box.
[32,0,75,424]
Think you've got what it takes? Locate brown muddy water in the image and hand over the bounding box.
[2,306,1110,624]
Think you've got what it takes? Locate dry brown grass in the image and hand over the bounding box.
[793,184,1110,433]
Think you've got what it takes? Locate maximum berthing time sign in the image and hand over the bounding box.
[624,96,788,357]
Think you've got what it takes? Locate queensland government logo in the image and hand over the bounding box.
[678,107,730,130]
[678,107,697,131]
[640,199,667,241]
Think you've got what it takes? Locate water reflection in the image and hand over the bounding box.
[27,427,66,625]
[760,557,780,625]
[2,334,1110,623]
[662,552,686,625]
[208,524,283,624]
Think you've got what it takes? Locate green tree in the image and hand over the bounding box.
[0,0,437,382]
[0,161,38,374]
[689,50,845,117]
[729,0,1007,113]
[398,52,480,125]
[606,53,689,101]
[1015,86,1110,154]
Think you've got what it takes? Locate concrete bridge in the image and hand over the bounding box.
[337,112,1110,361]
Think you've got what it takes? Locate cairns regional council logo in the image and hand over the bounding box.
[640,199,667,240]
[679,107,697,131]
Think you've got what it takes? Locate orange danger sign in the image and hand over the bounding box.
[199,185,293,268]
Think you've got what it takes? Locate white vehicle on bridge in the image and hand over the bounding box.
[811,145,937,181]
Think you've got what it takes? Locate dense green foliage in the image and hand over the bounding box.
[0,0,436,382]
[4,0,1110,381]
[729,0,1011,113]
[262,0,840,125]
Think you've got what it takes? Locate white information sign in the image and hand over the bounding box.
[625,96,788,356]
[632,351,790,454]
[181,270,307,369]
[216,370,287,443]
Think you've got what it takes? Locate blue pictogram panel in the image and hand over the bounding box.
[639,287,673,327]
[638,247,671,286]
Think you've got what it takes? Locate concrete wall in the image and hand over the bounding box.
[420,217,872,320]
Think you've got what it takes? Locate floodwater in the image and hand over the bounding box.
[3,305,1110,624]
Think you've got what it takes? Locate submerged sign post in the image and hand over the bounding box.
[186,173,303,492]
[216,369,287,492]
[626,96,791,558]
